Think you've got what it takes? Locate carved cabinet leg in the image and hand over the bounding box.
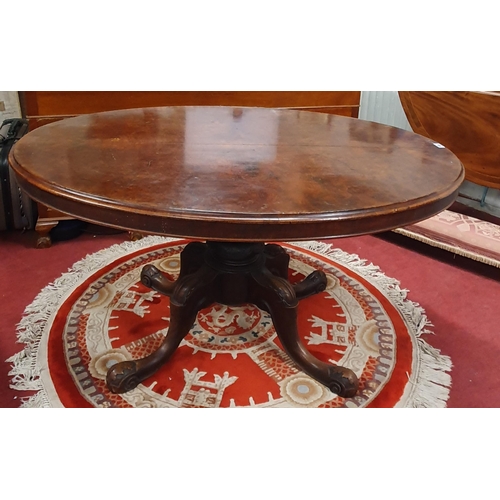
[35,220,59,248]
[128,231,144,241]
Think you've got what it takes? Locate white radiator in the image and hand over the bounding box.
[358,91,411,131]
[0,91,22,122]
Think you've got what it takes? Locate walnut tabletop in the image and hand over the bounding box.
[9,106,464,242]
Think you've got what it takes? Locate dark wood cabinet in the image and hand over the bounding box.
[21,91,361,129]
[398,91,500,189]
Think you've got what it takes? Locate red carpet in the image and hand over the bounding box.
[1,228,500,407]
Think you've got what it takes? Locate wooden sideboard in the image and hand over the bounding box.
[398,91,500,190]
[19,91,361,247]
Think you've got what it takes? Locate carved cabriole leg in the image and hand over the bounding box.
[264,243,290,279]
[249,267,358,398]
[105,241,359,398]
[293,270,328,300]
[106,262,219,394]
[140,242,208,296]
[264,244,327,300]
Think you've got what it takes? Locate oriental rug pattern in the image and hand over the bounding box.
[7,237,452,408]
[395,209,500,268]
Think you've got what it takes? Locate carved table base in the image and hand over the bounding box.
[106,241,359,398]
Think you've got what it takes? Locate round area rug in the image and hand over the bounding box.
[7,237,452,408]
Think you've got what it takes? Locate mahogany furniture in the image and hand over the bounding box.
[19,91,361,248]
[9,106,464,398]
[399,91,500,189]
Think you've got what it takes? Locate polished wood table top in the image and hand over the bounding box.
[10,106,464,241]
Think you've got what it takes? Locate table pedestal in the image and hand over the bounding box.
[106,241,359,398]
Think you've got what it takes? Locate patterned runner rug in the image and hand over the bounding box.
[7,237,452,408]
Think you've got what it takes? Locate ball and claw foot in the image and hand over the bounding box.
[106,361,140,394]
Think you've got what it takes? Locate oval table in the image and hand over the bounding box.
[9,106,465,398]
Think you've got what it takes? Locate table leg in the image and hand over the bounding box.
[104,241,359,398]
[250,268,358,398]
[35,220,58,248]
[263,243,328,300]
[106,262,218,394]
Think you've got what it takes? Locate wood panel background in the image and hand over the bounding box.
[21,91,361,130]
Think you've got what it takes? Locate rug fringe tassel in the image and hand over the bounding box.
[404,339,453,408]
[7,350,43,391]
[7,237,452,407]
[295,240,452,407]
[19,390,51,408]
[6,235,176,399]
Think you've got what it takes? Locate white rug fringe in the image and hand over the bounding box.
[7,237,452,408]
[295,240,453,408]
[19,389,52,408]
[6,236,173,401]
